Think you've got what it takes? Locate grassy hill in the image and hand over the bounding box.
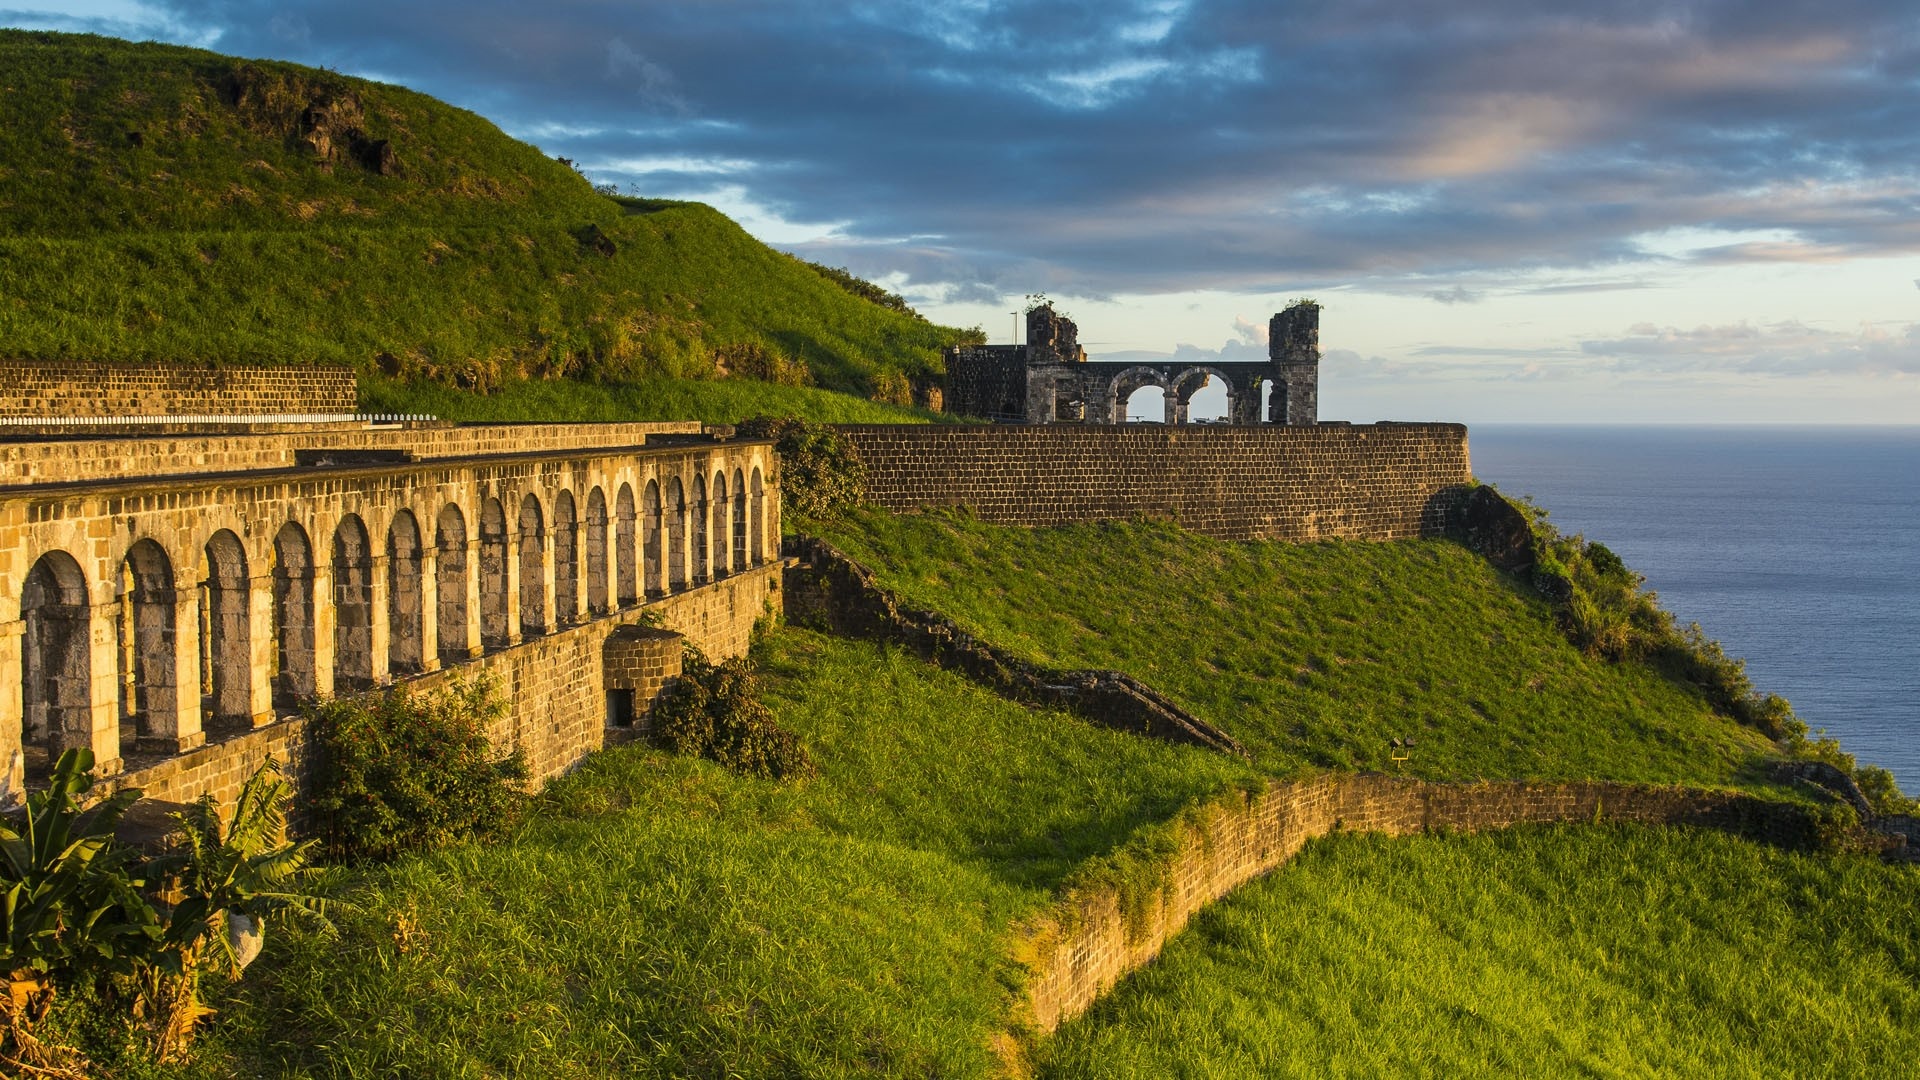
[816,510,1788,791]
[0,31,973,419]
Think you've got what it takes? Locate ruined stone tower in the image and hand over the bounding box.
[1267,300,1320,425]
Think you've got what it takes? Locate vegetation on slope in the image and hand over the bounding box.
[0,31,976,410]
[131,629,1249,1077]
[358,372,943,424]
[1039,824,1920,1078]
[816,510,1787,789]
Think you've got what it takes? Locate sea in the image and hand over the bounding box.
[1470,425,1920,796]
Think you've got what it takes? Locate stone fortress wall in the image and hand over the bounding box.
[1,388,784,809]
[0,359,360,418]
[839,422,1472,542]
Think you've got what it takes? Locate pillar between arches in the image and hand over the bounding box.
[245,572,276,727]
[85,600,123,777]
[0,619,23,807]
[417,543,442,673]
[149,574,205,753]
[368,551,392,686]
[311,562,337,702]
[502,526,523,648]
[462,537,484,660]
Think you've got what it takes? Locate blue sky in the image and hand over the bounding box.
[10,0,1920,422]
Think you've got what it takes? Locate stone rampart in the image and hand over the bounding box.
[0,360,358,418]
[0,421,706,487]
[1022,773,1822,1033]
[837,423,1472,541]
[98,561,783,810]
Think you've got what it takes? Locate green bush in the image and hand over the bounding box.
[734,415,867,522]
[304,676,529,863]
[651,647,815,780]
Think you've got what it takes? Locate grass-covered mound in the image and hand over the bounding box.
[816,510,1785,789]
[0,31,974,405]
[1038,824,1920,1078]
[153,629,1249,1076]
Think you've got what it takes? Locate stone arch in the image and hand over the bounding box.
[1107,366,1172,424]
[332,514,375,695]
[519,493,548,637]
[691,474,709,584]
[388,510,425,676]
[616,482,639,606]
[732,467,749,570]
[711,471,730,579]
[586,486,610,615]
[271,522,316,709]
[479,497,511,650]
[435,503,470,665]
[642,479,664,597]
[666,476,688,590]
[21,550,93,781]
[200,529,251,727]
[116,538,178,754]
[750,467,766,565]
[553,489,578,627]
[1171,366,1233,424]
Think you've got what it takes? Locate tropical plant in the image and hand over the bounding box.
[651,645,815,780]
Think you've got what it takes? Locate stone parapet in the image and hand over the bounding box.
[837,423,1472,541]
[0,360,359,418]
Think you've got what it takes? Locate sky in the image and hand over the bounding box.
[9,1,1920,423]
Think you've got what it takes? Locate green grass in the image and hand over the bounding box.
[1037,824,1920,1078]
[148,628,1249,1077]
[360,373,942,425]
[0,31,973,397]
[814,510,1785,789]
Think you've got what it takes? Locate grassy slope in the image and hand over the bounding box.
[816,510,1785,789]
[0,31,966,411]
[1038,824,1920,1078]
[161,629,1249,1077]
[358,372,943,424]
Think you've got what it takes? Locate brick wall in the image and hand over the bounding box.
[0,361,359,418]
[1022,773,1822,1033]
[838,423,1473,541]
[101,560,784,810]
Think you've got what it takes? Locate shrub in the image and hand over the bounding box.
[304,675,529,862]
[651,646,815,780]
[735,414,867,521]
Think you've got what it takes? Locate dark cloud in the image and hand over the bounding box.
[43,1,1920,300]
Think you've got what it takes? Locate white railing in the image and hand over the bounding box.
[0,413,437,428]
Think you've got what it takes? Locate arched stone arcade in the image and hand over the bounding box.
[0,436,779,799]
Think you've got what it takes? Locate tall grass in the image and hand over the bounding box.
[149,629,1249,1076]
[359,372,943,425]
[1037,824,1920,1078]
[816,510,1785,789]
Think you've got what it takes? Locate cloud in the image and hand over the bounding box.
[47,1,1920,297]
[1581,321,1920,377]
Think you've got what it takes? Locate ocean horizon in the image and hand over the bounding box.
[1470,423,1920,797]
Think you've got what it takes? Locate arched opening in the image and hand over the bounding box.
[1124,385,1167,423]
[388,511,424,676]
[435,504,470,665]
[271,522,316,710]
[666,477,688,591]
[553,490,578,626]
[691,475,709,585]
[642,480,663,598]
[732,468,749,571]
[200,530,251,728]
[586,487,610,615]
[615,483,638,606]
[21,551,93,781]
[750,468,766,565]
[117,538,178,755]
[711,472,730,579]
[519,494,547,637]
[479,498,511,651]
[332,515,375,695]
[1178,369,1231,424]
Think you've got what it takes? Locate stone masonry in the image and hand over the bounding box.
[0,360,359,418]
[838,422,1472,541]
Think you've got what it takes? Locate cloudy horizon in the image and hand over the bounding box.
[9,0,1920,423]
